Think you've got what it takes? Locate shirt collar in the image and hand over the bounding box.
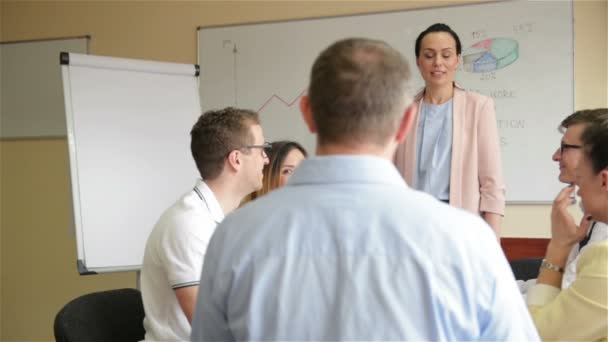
[287,155,408,188]
[194,179,225,223]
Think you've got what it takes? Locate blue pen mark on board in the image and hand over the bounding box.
[463,38,519,73]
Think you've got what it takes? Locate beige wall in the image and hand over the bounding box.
[0,0,3,337]
[0,139,136,341]
[0,1,606,340]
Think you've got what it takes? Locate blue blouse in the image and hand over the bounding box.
[414,99,453,201]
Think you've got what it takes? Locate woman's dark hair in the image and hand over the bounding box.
[581,109,608,173]
[248,140,307,201]
[415,23,462,58]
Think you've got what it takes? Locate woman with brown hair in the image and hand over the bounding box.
[247,140,307,201]
[394,23,505,237]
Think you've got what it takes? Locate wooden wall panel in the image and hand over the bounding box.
[501,238,550,261]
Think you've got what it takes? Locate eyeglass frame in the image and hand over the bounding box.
[559,142,583,154]
[238,142,272,157]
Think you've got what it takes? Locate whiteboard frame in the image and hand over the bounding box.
[61,52,201,274]
[196,0,575,204]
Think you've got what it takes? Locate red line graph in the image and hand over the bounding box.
[256,89,307,113]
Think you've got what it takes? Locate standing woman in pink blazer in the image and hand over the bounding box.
[394,23,505,237]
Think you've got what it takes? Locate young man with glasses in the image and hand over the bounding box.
[191,38,538,341]
[550,109,608,288]
[520,109,608,296]
[140,107,269,342]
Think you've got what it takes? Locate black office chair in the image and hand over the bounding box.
[510,257,543,281]
[54,288,145,342]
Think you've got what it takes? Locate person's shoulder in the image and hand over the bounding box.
[222,187,293,229]
[395,193,501,274]
[437,201,490,233]
[152,193,214,240]
[576,240,608,282]
[206,190,295,261]
[593,220,608,230]
[457,86,492,104]
[153,188,196,219]
[580,240,608,264]
[455,87,496,122]
[434,203,496,248]
[394,188,490,235]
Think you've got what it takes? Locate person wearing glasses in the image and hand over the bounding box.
[393,23,505,238]
[519,109,608,297]
[191,38,537,341]
[550,109,608,288]
[527,113,608,341]
[244,140,308,202]
[139,107,269,342]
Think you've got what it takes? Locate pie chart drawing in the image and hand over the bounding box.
[463,38,519,73]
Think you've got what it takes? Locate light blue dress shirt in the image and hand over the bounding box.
[191,156,539,342]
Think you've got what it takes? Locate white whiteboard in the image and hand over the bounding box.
[198,0,574,203]
[1,37,88,139]
[62,53,200,273]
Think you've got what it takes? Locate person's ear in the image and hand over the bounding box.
[226,149,242,171]
[300,94,317,134]
[395,104,416,144]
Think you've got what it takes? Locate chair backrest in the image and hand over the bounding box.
[509,257,543,281]
[54,288,145,342]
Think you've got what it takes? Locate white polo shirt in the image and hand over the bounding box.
[140,179,223,341]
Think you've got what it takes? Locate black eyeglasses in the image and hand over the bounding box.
[560,142,582,154]
[241,142,272,157]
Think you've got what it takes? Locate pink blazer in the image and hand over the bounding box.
[394,86,506,216]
